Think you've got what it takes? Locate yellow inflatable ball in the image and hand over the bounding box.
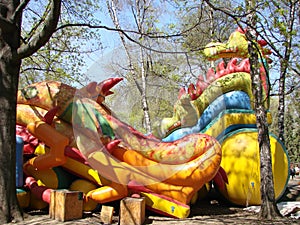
[69,179,98,211]
[219,129,289,206]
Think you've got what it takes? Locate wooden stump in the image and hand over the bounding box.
[100,205,114,224]
[119,197,145,225]
[49,190,83,222]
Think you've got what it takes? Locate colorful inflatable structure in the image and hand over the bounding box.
[154,27,289,206]
[16,78,223,218]
[15,27,289,218]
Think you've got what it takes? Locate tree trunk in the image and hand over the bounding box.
[140,47,151,133]
[255,105,282,219]
[277,64,285,144]
[278,63,285,143]
[246,0,281,219]
[0,54,23,224]
[107,0,152,132]
[248,34,282,220]
[277,0,295,144]
[0,0,61,222]
[0,1,23,222]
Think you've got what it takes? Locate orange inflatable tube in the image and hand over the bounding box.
[27,121,69,170]
[86,136,221,204]
[86,182,128,204]
[111,144,221,187]
[62,157,111,186]
[110,145,221,204]
[17,104,77,147]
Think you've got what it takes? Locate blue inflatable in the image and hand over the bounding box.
[16,136,24,188]
[163,91,251,142]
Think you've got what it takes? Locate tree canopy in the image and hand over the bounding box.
[19,0,103,87]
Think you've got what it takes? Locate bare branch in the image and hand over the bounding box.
[20,66,56,73]
[271,83,300,97]
[12,0,31,22]
[55,23,209,55]
[17,0,61,59]
[22,3,51,43]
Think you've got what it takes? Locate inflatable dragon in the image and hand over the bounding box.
[153,27,289,207]
[16,27,289,217]
[153,27,271,139]
[17,78,224,218]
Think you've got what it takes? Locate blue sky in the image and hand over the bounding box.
[82,1,179,83]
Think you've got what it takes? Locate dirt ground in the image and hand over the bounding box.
[4,177,300,225]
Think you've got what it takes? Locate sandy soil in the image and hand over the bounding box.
[4,177,300,225]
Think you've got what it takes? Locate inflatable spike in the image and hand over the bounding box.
[218,166,229,184]
[212,171,225,190]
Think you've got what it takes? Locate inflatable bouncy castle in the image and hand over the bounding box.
[15,27,289,218]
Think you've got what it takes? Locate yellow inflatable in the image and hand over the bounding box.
[69,179,98,211]
[140,192,190,219]
[128,181,190,219]
[218,129,289,206]
[201,109,272,139]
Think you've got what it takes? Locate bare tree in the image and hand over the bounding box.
[245,0,281,219]
[0,0,61,222]
[202,0,285,219]
[270,0,299,143]
[106,0,152,133]
[264,0,300,160]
